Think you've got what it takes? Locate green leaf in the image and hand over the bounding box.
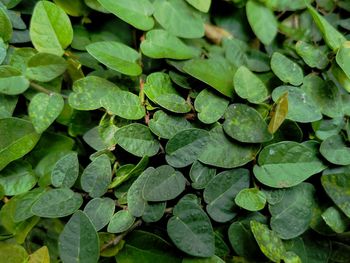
[107,210,135,233]
[204,169,250,222]
[254,141,326,188]
[58,211,100,263]
[149,110,193,139]
[29,93,64,133]
[322,173,350,218]
[0,118,40,171]
[185,0,211,13]
[0,243,28,263]
[0,65,30,95]
[166,128,210,168]
[97,0,154,31]
[83,197,115,231]
[68,76,120,111]
[115,123,160,157]
[53,0,88,17]
[265,0,313,11]
[12,188,45,222]
[198,125,259,169]
[167,195,215,257]
[271,52,303,86]
[233,66,268,104]
[235,188,266,212]
[194,89,229,124]
[144,72,191,113]
[296,41,329,70]
[0,7,12,42]
[30,1,73,56]
[223,104,273,143]
[189,161,216,190]
[321,206,350,233]
[269,183,315,239]
[153,0,204,39]
[26,53,67,82]
[81,154,112,198]
[246,0,277,45]
[308,5,346,51]
[0,160,36,196]
[250,221,286,263]
[182,256,224,263]
[320,134,350,165]
[272,86,322,123]
[0,38,7,64]
[51,152,79,188]
[28,246,50,263]
[141,29,199,60]
[101,90,145,120]
[142,165,186,201]
[31,188,83,218]
[183,57,235,98]
[86,41,142,76]
[142,201,166,223]
[336,41,350,80]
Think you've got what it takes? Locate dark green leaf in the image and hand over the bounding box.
[271,52,303,86]
[83,197,115,231]
[107,210,135,233]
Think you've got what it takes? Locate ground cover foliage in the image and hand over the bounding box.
[1,0,350,262]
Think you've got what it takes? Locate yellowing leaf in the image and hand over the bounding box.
[29,246,50,263]
[268,92,288,133]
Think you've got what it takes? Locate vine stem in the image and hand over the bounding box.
[30,82,69,99]
[100,219,142,252]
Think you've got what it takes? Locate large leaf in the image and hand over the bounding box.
[153,0,204,39]
[58,211,99,263]
[97,0,154,31]
[86,41,142,76]
[0,118,40,171]
[30,1,73,56]
[204,169,250,222]
[0,243,28,263]
[254,141,326,188]
[167,195,215,257]
[0,65,30,95]
[83,197,115,231]
[271,52,303,86]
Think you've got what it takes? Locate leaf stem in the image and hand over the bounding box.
[30,82,69,99]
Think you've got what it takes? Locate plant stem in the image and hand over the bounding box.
[30,82,69,99]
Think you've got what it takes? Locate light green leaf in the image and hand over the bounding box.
[0,118,40,171]
[86,41,142,76]
[26,53,67,82]
[28,246,50,263]
[194,89,229,124]
[271,52,303,86]
[97,0,154,31]
[322,173,350,218]
[0,160,36,196]
[336,41,350,80]
[269,183,315,239]
[183,57,235,98]
[254,141,326,188]
[142,165,186,202]
[0,243,28,263]
[296,41,328,70]
[308,5,346,51]
[58,211,100,263]
[141,29,199,59]
[204,169,249,222]
[149,110,193,139]
[115,124,160,157]
[29,93,64,133]
[250,221,286,263]
[84,197,115,231]
[0,65,30,95]
[166,128,210,168]
[30,1,73,56]
[223,104,273,143]
[81,154,112,198]
[0,38,7,64]
[51,152,79,188]
[246,0,277,45]
[265,0,313,11]
[272,86,322,123]
[107,210,135,233]
[185,0,211,13]
[167,195,215,257]
[233,66,268,104]
[235,188,266,212]
[101,90,145,120]
[321,206,350,233]
[198,125,259,169]
[320,134,350,165]
[144,72,191,113]
[31,188,83,218]
[189,161,216,190]
[0,7,12,42]
[153,0,204,39]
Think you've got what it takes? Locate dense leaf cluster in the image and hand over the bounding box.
[1,0,350,262]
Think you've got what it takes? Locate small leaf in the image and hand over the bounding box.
[29,93,64,133]
[86,41,142,76]
[321,206,350,233]
[58,211,100,263]
[30,1,73,56]
[268,91,288,134]
[320,134,350,165]
[235,188,266,212]
[51,152,79,188]
[296,41,329,70]
[0,65,30,95]
[28,246,50,263]
[271,52,303,86]
[107,210,135,233]
[189,161,216,190]
[185,0,211,13]
[84,197,115,231]
[0,7,12,42]
[336,41,350,80]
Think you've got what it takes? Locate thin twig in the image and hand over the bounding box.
[30,82,69,99]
